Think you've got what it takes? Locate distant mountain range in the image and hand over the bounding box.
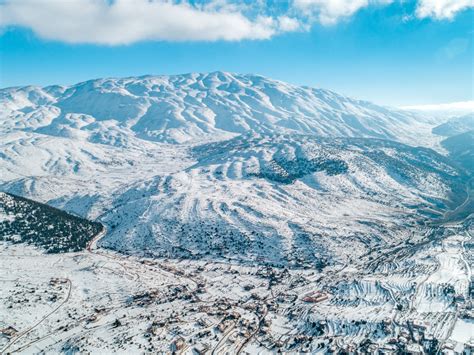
[432,113,474,172]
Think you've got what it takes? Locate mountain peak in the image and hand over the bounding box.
[1,72,430,145]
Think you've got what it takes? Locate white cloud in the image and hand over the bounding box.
[278,16,303,32]
[401,101,474,116]
[402,100,474,111]
[0,0,472,45]
[292,0,473,25]
[0,0,300,45]
[415,0,474,20]
[293,0,392,25]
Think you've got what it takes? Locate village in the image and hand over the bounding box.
[1,221,473,354]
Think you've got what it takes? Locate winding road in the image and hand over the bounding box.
[1,279,72,354]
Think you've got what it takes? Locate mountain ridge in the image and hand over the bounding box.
[1,71,438,146]
[0,72,463,266]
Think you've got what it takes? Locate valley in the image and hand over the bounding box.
[1,72,473,353]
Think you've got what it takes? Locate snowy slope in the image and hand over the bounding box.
[0,72,461,265]
[441,130,474,171]
[1,72,436,145]
[432,114,474,172]
[0,192,101,253]
[432,113,474,137]
[98,134,467,266]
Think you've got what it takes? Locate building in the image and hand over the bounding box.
[170,337,186,353]
[410,319,427,331]
[193,343,209,355]
[302,291,329,303]
[0,326,18,338]
[406,343,423,354]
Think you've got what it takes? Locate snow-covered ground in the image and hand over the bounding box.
[1,73,465,265]
[1,222,472,353]
[1,72,473,352]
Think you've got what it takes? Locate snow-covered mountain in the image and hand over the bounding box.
[98,134,467,266]
[432,113,474,171]
[432,113,474,137]
[0,72,465,265]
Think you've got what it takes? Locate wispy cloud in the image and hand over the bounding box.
[293,0,392,25]
[415,0,474,20]
[437,37,470,60]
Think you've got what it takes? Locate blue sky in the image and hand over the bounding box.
[0,0,473,106]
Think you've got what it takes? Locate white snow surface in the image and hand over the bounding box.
[1,73,473,353]
[1,72,437,145]
[0,72,462,264]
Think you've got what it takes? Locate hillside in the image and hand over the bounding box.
[0,72,461,265]
[98,134,467,266]
[432,113,474,137]
[442,130,474,172]
[0,192,102,253]
[1,73,472,353]
[1,72,436,146]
